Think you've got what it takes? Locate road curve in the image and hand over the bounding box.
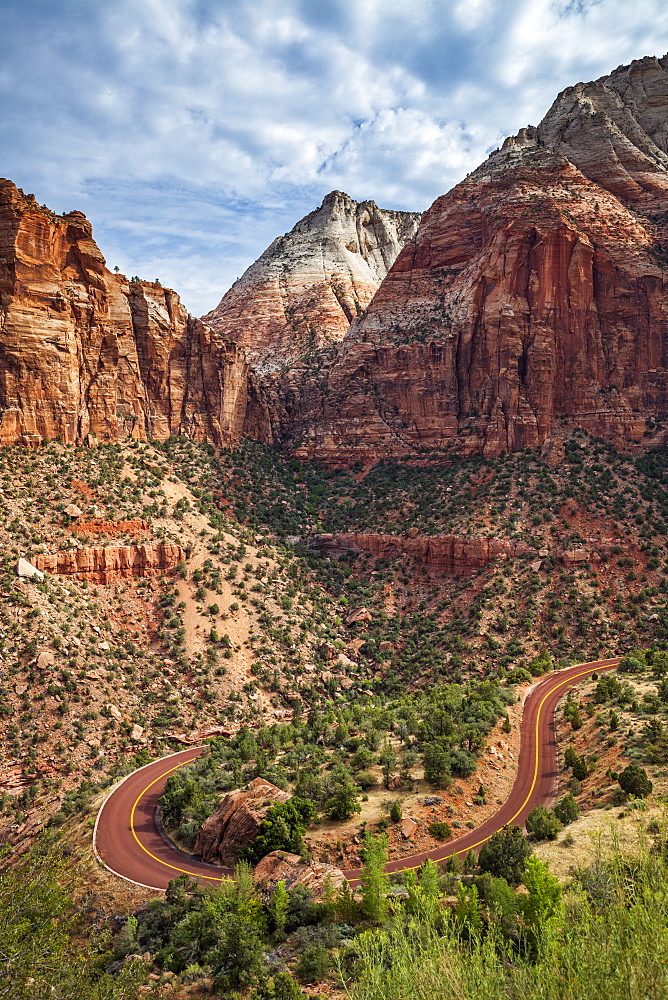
[94,657,619,890]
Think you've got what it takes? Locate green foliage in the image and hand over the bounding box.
[405,859,442,921]
[349,851,668,1000]
[390,800,402,822]
[252,972,306,1000]
[422,741,451,785]
[478,825,533,886]
[619,655,644,674]
[553,793,579,825]
[124,865,266,991]
[525,805,563,841]
[519,855,563,948]
[324,767,361,820]
[269,880,289,936]
[360,832,389,923]
[618,764,653,798]
[241,797,318,864]
[428,821,452,841]
[0,837,144,1000]
[295,944,331,983]
[454,881,483,938]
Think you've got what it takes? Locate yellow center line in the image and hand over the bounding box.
[384,659,618,877]
[130,755,230,883]
[128,659,618,884]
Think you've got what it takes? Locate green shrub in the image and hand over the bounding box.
[428,821,452,841]
[526,805,563,841]
[295,944,330,983]
[478,825,533,886]
[554,793,579,825]
[618,764,653,798]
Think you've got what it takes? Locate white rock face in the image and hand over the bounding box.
[17,557,44,581]
[478,52,668,206]
[203,190,421,373]
[536,53,668,204]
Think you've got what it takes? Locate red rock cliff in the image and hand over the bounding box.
[0,180,272,448]
[275,54,668,464]
[33,541,186,583]
[310,533,534,573]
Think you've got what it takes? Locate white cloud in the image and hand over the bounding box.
[1,0,668,313]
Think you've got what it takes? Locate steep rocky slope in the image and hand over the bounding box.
[202,190,420,373]
[279,54,668,465]
[0,180,271,448]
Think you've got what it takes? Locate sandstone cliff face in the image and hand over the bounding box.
[276,54,668,464]
[203,191,420,374]
[33,541,186,583]
[0,180,271,448]
[310,533,534,574]
[194,777,290,866]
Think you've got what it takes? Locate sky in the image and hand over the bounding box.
[1,0,668,316]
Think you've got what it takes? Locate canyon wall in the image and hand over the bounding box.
[203,191,420,374]
[4,53,668,466]
[0,180,272,448]
[277,54,668,464]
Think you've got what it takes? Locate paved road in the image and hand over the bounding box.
[94,657,619,890]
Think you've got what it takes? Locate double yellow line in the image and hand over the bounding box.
[127,659,617,884]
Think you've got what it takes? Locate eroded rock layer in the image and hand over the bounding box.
[310,533,534,574]
[33,541,186,583]
[280,54,668,464]
[0,180,271,448]
[203,191,420,373]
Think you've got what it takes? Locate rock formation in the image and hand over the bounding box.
[33,541,186,583]
[5,54,668,466]
[203,191,420,373]
[0,180,271,448]
[252,850,346,901]
[310,532,534,574]
[278,53,668,464]
[194,777,290,866]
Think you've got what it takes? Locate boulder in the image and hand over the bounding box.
[347,607,372,624]
[399,817,418,839]
[17,557,44,581]
[194,777,290,866]
[252,850,346,901]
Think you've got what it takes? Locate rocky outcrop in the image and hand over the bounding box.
[252,851,346,901]
[33,541,186,583]
[275,54,668,464]
[194,777,290,866]
[0,180,272,448]
[310,532,534,574]
[203,191,420,374]
[536,54,668,207]
[71,518,151,537]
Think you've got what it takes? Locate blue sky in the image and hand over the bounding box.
[2,0,667,315]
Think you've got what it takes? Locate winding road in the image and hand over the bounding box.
[94,657,619,890]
